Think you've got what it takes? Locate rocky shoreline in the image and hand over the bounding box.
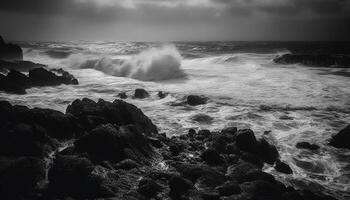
[0,97,345,200]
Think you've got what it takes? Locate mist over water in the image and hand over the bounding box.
[2,41,350,199]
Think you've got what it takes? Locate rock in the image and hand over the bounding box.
[196,172,226,189]
[226,160,259,183]
[114,159,139,170]
[216,181,241,196]
[74,124,153,163]
[240,180,283,200]
[133,88,149,99]
[117,92,127,99]
[66,98,158,135]
[148,137,163,148]
[137,178,161,198]
[274,54,350,68]
[197,129,211,137]
[274,160,293,174]
[29,67,78,86]
[0,35,4,45]
[200,148,224,165]
[221,126,238,135]
[241,152,263,168]
[0,72,27,94]
[169,175,193,196]
[0,157,45,198]
[45,50,71,59]
[257,138,280,164]
[296,142,320,150]
[188,128,196,138]
[48,155,101,199]
[169,144,181,156]
[0,60,46,72]
[190,113,213,124]
[187,95,208,106]
[329,124,350,149]
[6,69,31,88]
[235,129,258,153]
[242,170,276,183]
[158,91,167,99]
[0,37,23,60]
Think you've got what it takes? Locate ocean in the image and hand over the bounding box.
[1,41,350,199]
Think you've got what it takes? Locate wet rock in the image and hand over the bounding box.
[158,91,167,99]
[6,69,30,88]
[226,160,259,182]
[240,180,283,200]
[0,60,46,72]
[169,144,181,156]
[190,113,214,124]
[117,92,127,99]
[29,67,78,86]
[196,172,226,189]
[216,181,241,196]
[75,124,153,163]
[188,128,196,138]
[66,98,158,135]
[274,54,350,68]
[48,155,102,199]
[178,164,224,184]
[0,72,27,94]
[200,148,224,165]
[169,175,193,196]
[241,152,263,168]
[274,160,293,174]
[114,159,139,170]
[50,68,79,85]
[0,157,45,198]
[257,138,280,164]
[137,178,161,198]
[133,88,149,99]
[296,142,320,150]
[235,129,258,153]
[148,137,163,148]
[0,35,4,45]
[0,36,23,61]
[187,95,208,106]
[221,126,238,135]
[329,124,350,149]
[242,170,276,183]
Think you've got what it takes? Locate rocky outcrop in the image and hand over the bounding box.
[0,60,46,72]
[0,68,78,94]
[274,54,350,68]
[187,95,208,106]
[66,98,158,135]
[296,142,320,150]
[133,88,149,99]
[0,35,23,61]
[329,124,350,149]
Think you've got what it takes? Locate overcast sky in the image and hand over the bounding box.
[0,0,349,41]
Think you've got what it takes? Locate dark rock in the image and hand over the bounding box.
[48,155,101,199]
[179,164,224,183]
[200,148,224,165]
[187,95,208,106]
[216,181,241,196]
[74,124,153,163]
[257,138,280,164]
[196,172,226,189]
[117,92,127,99]
[158,91,167,99]
[242,170,276,183]
[190,113,213,124]
[329,124,350,149]
[6,69,30,88]
[226,144,240,155]
[0,60,47,72]
[274,54,350,68]
[169,144,181,156]
[200,192,220,200]
[137,178,161,198]
[197,129,211,137]
[0,40,23,61]
[226,160,259,182]
[274,160,293,174]
[240,180,283,200]
[114,159,139,170]
[296,142,320,150]
[0,72,27,94]
[241,152,263,168]
[221,126,238,135]
[50,68,79,85]
[169,175,193,196]
[148,137,163,148]
[133,88,149,99]
[235,129,258,153]
[188,128,196,137]
[45,50,71,59]
[66,98,158,135]
[0,35,4,45]
[0,157,45,198]
[29,67,78,86]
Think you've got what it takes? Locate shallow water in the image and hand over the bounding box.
[1,41,350,199]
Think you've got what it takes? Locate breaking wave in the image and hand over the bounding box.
[73,45,185,81]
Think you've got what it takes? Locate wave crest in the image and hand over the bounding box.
[75,45,185,81]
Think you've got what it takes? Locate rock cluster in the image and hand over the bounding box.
[0,98,339,200]
[0,68,78,94]
[274,54,350,68]
[0,35,23,61]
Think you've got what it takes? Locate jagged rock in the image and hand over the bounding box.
[235,129,258,153]
[0,157,45,198]
[29,67,78,86]
[0,72,26,94]
[133,88,149,99]
[169,175,193,196]
[226,160,259,183]
[200,148,224,165]
[158,91,167,99]
[137,178,161,198]
[296,142,320,150]
[216,181,241,196]
[117,92,127,99]
[0,60,46,71]
[274,160,293,174]
[329,124,350,149]
[0,36,23,61]
[74,124,153,163]
[66,98,158,135]
[274,54,350,68]
[257,138,280,164]
[187,95,208,106]
[148,137,163,148]
[48,155,102,199]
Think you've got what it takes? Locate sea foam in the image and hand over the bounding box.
[75,45,185,81]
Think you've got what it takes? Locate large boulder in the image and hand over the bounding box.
[329,124,350,149]
[187,95,208,106]
[133,88,149,99]
[0,157,46,198]
[274,54,350,68]
[0,60,46,72]
[235,129,258,153]
[29,67,78,86]
[66,98,158,135]
[0,37,23,61]
[0,72,27,94]
[74,124,153,163]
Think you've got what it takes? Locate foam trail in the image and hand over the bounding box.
[74,45,185,81]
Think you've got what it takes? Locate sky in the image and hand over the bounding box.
[0,0,349,41]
